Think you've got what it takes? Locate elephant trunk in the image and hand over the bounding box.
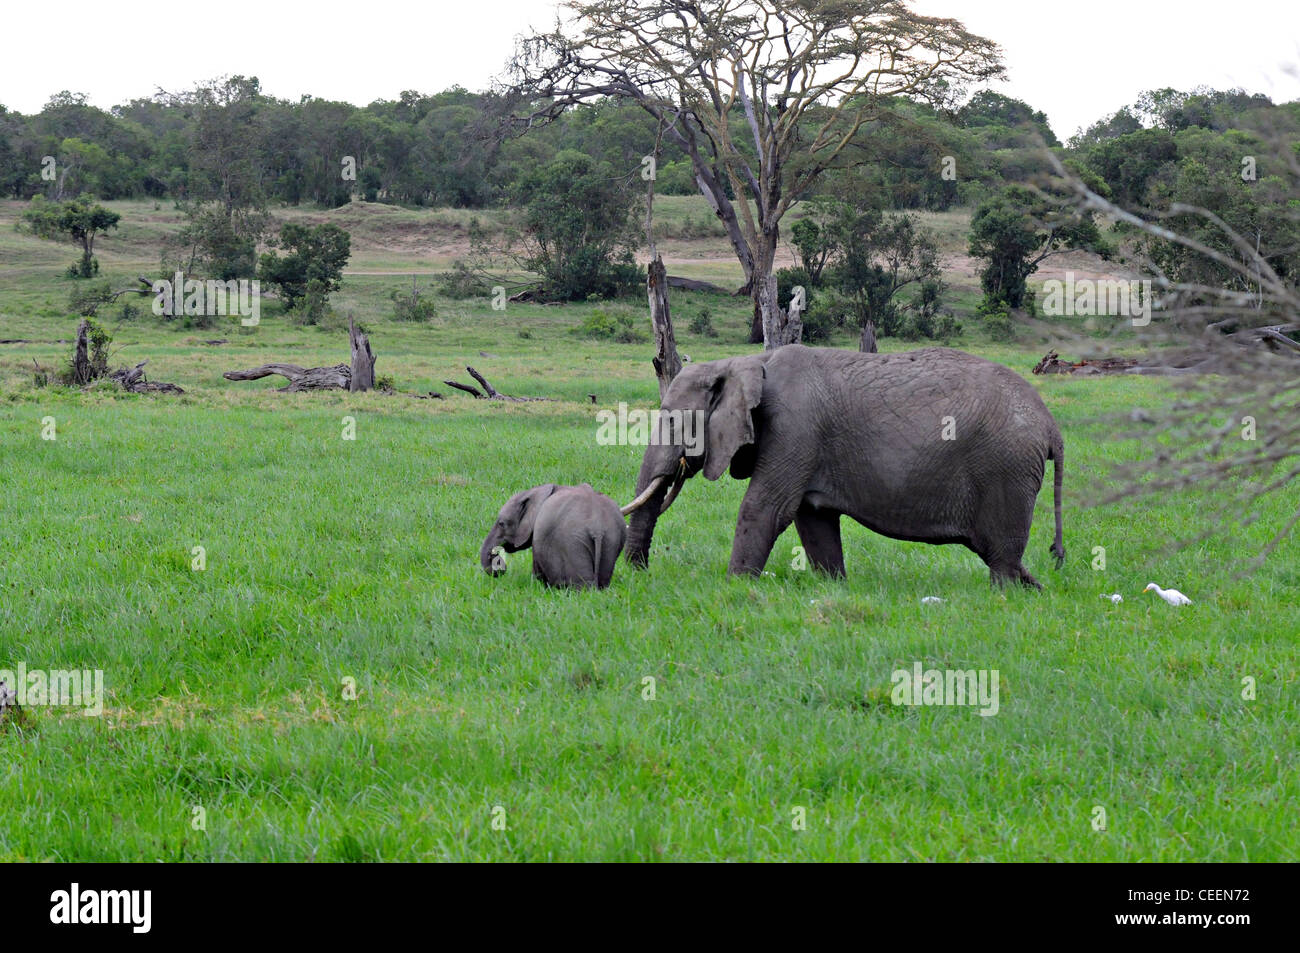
[480,529,506,576]
[625,451,681,568]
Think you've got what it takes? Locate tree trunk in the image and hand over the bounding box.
[756,273,802,350]
[349,318,375,392]
[647,256,683,400]
[72,319,92,384]
[859,321,878,354]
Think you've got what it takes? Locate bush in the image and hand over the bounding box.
[776,267,814,312]
[933,313,963,343]
[801,290,850,342]
[511,150,641,301]
[391,282,438,322]
[69,281,113,317]
[977,300,1015,341]
[435,261,485,299]
[291,279,332,326]
[688,307,719,337]
[574,308,645,343]
[258,222,352,308]
[58,318,112,385]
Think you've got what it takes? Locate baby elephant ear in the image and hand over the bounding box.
[703,359,764,481]
[510,482,558,547]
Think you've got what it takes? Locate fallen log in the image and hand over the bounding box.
[442,379,484,398]
[224,363,352,391]
[1033,350,1140,375]
[109,360,185,394]
[223,322,378,393]
[666,275,734,295]
[442,366,552,402]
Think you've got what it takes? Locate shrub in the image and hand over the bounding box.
[688,307,719,337]
[776,267,814,312]
[391,281,438,322]
[435,261,485,299]
[801,290,849,343]
[977,300,1015,341]
[69,281,113,317]
[291,279,332,326]
[574,308,645,343]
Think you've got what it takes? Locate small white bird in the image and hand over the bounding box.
[1143,583,1192,606]
[1102,593,1123,604]
[921,596,944,605]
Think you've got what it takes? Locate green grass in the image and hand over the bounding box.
[0,199,1296,861]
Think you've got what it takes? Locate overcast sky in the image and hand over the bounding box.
[4,0,1298,140]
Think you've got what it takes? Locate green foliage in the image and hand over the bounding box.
[775,267,814,313]
[968,185,1105,310]
[169,202,269,280]
[957,90,1061,147]
[68,280,113,316]
[976,299,1015,341]
[21,194,120,278]
[687,307,719,338]
[292,279,333,326]
[823,205,946,341]
[258,223,352,308]
[390,280,438,322]
[1082,128,1178,207]
[510,150,641,301]
[57,317,112,385]
[801,289,850,342]
[435,261,486,299]
[573,308,645,343]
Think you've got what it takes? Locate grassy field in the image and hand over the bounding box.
[1,198,1296,861]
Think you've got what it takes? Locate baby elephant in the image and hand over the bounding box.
[480,483,626,589]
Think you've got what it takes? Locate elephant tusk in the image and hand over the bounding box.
[620,475,666,516]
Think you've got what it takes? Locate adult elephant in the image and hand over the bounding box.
[620,345,1065,587]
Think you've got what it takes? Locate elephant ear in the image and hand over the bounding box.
[704,360,764,481]
[512,483,558,547]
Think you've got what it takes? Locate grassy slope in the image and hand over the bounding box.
[0,199,1296,861]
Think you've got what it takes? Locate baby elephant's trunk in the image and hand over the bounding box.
[480,530,506,576]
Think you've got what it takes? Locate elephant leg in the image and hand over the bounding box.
[728,485,800,576]
[794,502,845,578]
[595,532,621,589]
[974,482,1037,589]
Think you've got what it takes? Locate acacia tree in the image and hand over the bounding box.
[502,0,1002,348]
[22,194,121,277]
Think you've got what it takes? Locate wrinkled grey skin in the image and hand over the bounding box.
[480,483,626,589]
[625,345,1065,587]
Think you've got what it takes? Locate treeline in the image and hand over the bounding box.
[0,78,1065,212]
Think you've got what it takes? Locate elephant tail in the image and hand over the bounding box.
[1049,433,1065,569]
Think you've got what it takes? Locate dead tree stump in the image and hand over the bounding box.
[648,256,683,401]
[72,319,92,385]
[349,318,375,392]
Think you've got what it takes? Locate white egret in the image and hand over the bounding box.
[1143,583,1192,606]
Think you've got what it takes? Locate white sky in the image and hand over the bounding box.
[3,0,1298,140]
